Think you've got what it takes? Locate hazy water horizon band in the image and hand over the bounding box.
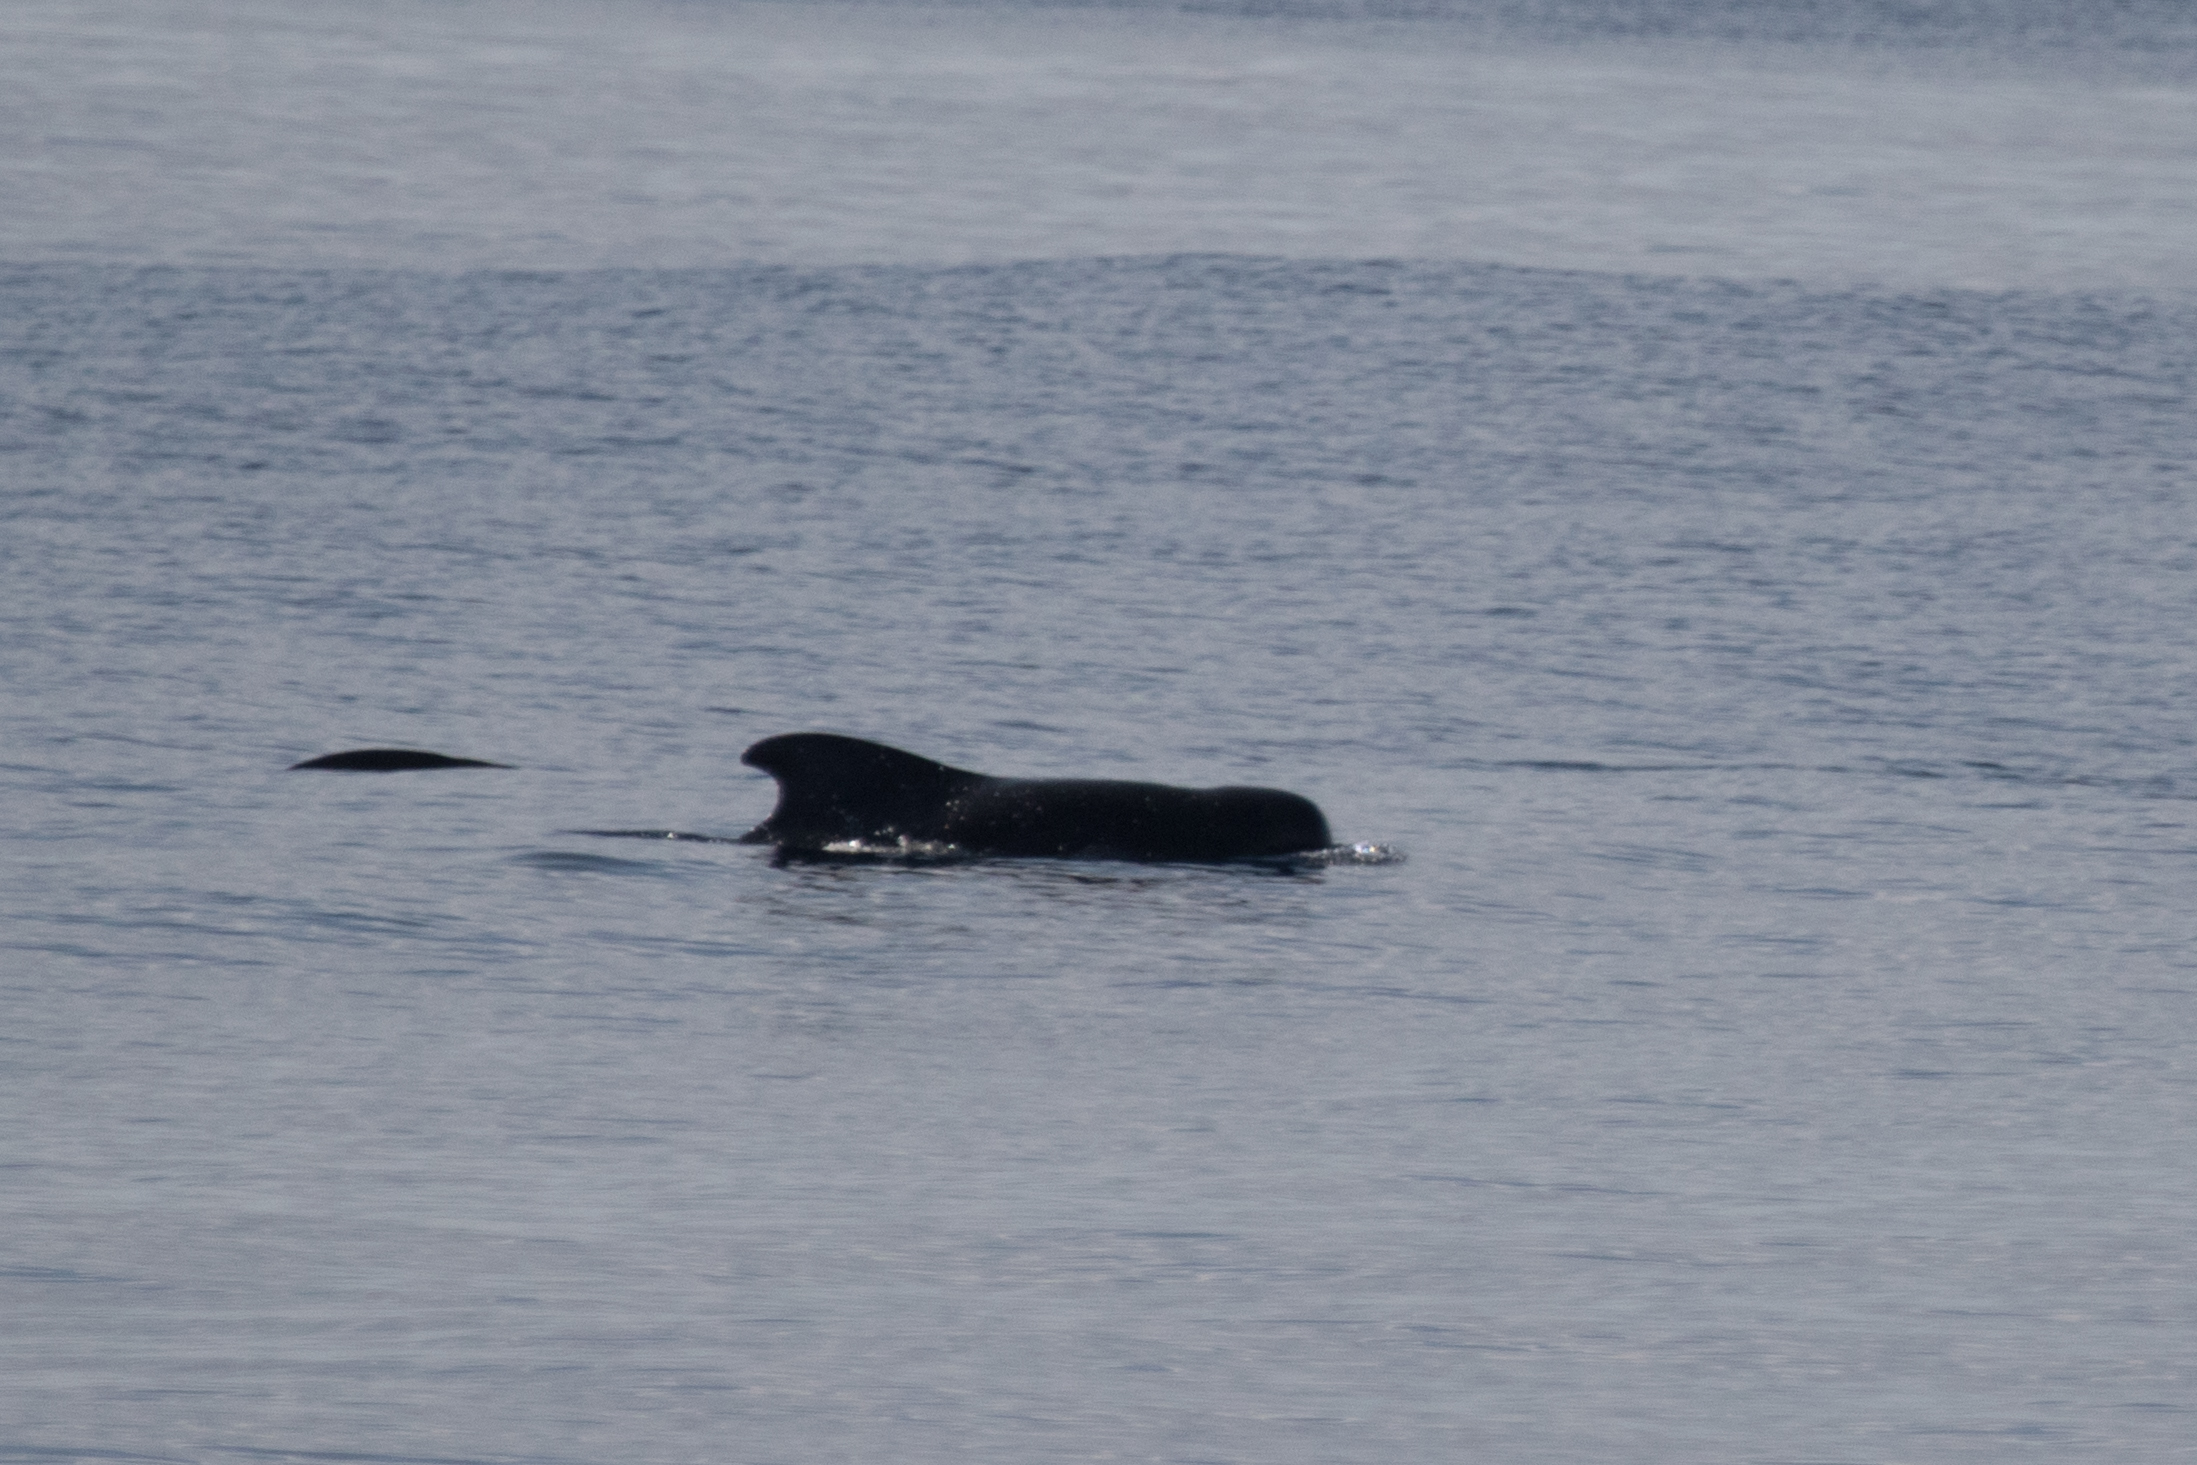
[7,0,2197,290]
[6,2,2197,1464]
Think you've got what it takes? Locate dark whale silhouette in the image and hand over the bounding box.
[290,749,511,771]
[738,733,1331,861]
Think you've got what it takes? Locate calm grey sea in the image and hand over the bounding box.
[4,2,2195,1462]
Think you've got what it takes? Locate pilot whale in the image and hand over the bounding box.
[290,749,511,771]
[738,732,1331,862]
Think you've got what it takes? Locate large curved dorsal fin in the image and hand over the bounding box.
[739,733,982,846]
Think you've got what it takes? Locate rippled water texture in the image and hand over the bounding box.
[5,0,2195,287]
[4,3,2195,1463]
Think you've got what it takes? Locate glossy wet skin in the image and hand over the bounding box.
[289,749,511,771]
[740,733,1331,861]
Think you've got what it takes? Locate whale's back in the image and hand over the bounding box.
[740,733,1330,861]
[945,779,1329,861]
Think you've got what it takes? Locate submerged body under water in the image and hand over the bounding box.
[4,2,2196,1462]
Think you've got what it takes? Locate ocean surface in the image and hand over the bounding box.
[4,2,2195,1461]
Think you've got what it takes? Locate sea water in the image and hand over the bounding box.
[3,3,2194,1461]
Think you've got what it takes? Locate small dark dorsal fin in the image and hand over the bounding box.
[290,748,511,771]
[740,733,980,847]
